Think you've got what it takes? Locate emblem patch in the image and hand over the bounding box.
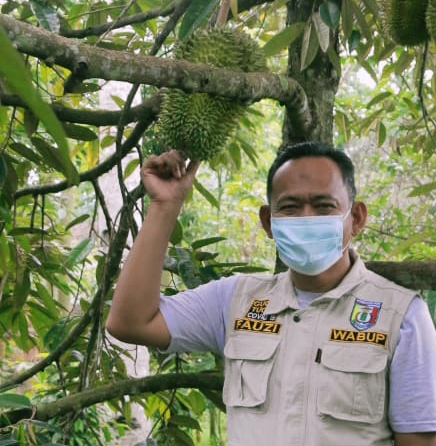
[350,298,382,330]
[233,299,281,334]
[330,328,388,348]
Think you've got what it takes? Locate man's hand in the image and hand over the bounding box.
[141,150,200,207]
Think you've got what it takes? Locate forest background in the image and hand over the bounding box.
[0,0,436,445]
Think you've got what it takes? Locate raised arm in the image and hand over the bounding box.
[106,150,200,349]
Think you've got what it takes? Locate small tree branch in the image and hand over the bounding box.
[13,114,152,200]
[0,372,224,427]
[60,2,179,38]
[0,93,161,126]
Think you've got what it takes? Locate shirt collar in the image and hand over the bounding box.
[264,250,367,315]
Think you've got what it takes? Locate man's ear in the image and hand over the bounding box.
[351,201,368,236]
[259,204,273,239]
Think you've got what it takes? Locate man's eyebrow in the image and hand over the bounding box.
[310,194,338,201]
[276,194,338,202]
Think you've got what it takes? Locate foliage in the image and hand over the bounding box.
[0,0,436,445]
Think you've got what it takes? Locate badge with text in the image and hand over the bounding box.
[233,299,282,334]
[329,328,388,348]
[350,298,382,331]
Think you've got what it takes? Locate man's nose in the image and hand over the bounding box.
[300,205,318,217]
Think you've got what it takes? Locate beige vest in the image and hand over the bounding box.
[223,254,416,446]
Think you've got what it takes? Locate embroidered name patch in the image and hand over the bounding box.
[330,328,388,348]
[350,298,382,330]
[234,318,281,334]
[233,299,281,334]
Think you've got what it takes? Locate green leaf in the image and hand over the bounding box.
[31,136,70,174]
[335,110,350,142]
[65,214,90,231]
[178,260,202,289]
[63,123,98,141]
[350,0,372,41]
[341,0,353,39]
[319,1,340,29]
[361,0,378,16]
[8,227,47,236]
[262,23,305,56]
[166,426,195,446]
[0,393,31,409]
[170,219,183,245]
[30,0,60,32]
[376,121,386,146]
[0,155,7,188]
[169,415,202,430]
[313,11,330,53]
[0,27,78,184]
[9,142,43,165]
[178,0,220,41]
[44,319,69,351]
[348,29,361,53]
[408,182,436,197]
[366,91,392,108]
[13,268,31,312]
[327,44,341,77]
[34,282,59,318]
[24,109,39,137]
[65,237,95,268]
[193,179,219,208]
[186,390,207,414]
[301,20,319,71]
[191,236,226,250]
[0,157,17,205]
[123,158,139,180]
[228,141,241,170]
[0,437,19,445]
[230,0,238,18]
[231,265,268,273]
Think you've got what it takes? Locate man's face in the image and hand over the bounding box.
[270,156,351,218]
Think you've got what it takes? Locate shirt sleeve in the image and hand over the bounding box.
[159,275,238,355]
[389,296,436,432]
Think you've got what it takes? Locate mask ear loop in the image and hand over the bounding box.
[342,206,354,253]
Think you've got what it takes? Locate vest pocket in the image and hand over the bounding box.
[223,337,280,411]
[317,343,389,423]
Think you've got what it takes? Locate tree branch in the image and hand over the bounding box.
[60,2,179,38]
[0,372,224,427]
[1,93,161,126]
[14,114,152,200]
[0,14,311,133]
[366,261,436,290]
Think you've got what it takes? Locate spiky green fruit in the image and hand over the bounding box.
[378,0,429,46]
[156,27,266,161]
[427,0,436,42]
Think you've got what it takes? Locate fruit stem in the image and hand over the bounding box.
[215,0,231,26]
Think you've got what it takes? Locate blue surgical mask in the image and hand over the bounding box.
[270,209,351,276]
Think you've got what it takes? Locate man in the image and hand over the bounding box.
[106,142,436,446]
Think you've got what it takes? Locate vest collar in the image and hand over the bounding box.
[264,250,367,315]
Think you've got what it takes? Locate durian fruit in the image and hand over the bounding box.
[426,0,436,43]
[378,0,429,46]
[156,27,266,161]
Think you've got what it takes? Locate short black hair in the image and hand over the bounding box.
[266,141,356,204]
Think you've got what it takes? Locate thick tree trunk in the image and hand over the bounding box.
[283,0,340,145]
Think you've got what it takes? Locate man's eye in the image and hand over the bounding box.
[280,205,298,211]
